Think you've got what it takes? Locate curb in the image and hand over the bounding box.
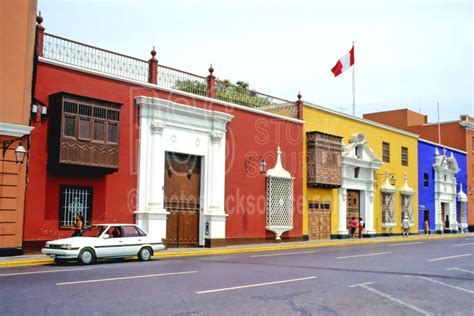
[0,234,470,268]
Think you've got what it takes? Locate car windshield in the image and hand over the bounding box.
[79,225,107,237]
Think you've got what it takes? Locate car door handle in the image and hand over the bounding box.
[138,239,142,242]
[118,240,123,243]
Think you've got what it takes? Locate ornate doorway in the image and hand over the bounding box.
[164,152,201,247]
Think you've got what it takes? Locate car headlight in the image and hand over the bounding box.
[60,244,72,250]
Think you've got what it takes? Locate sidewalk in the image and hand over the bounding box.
[1,233,472,268]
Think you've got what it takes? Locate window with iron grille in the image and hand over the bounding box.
[401,147,408,166]
[382,142,390,163]
[59,185,92,228]
[401,194,413,223]
[381,192,395,224]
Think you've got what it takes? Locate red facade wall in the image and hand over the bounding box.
[24,62,303,245]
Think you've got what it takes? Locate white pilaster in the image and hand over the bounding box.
[337,188,348,235]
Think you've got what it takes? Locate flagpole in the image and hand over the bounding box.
[437,101,441,144]
[352,41,355,116]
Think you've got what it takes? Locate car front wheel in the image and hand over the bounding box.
[138,247,152,261]
[79,249,95,265]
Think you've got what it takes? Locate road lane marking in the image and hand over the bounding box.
[408,275,474,295]
[337,252,392,259]
[348,282,431,315]
[57,270,198,286]
[389,242,423,247]
[0,267,92,277]
[251,251,318,258]
[196,276,317,294]
[428,254,472,262]
[447,267,474,274]
[452,243,474,247]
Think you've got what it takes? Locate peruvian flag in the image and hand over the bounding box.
[331,45,355,77]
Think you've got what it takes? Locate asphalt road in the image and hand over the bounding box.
[1,237,473,316]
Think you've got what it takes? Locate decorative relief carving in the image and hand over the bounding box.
[210,131,224,143]
[150,120,164,133]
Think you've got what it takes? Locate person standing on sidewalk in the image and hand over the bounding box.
[359,217,365,238]
[424,219,430,235]
[402,216,410,238]
[350,217,357,238]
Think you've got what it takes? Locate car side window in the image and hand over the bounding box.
[107,226,122,238]
[123,226,142,237]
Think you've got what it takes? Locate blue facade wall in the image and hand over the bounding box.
[417,140,467,232]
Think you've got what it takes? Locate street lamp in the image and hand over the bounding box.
[15,143,27,164]
[244,155,267,175]
[2,140,27,164]
[258,159,267,174]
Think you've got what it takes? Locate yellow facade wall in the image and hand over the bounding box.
[302,105,419,237]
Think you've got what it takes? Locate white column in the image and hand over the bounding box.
[204,131,227,242]
[147,120,165,209]
[135,119,168,241]
[449,201,458,231]
[338,188,349,236]
[365,189,376,235]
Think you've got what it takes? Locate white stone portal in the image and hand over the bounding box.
[135,96,233,246]
[338,133,383,237]
[433,148,460,232]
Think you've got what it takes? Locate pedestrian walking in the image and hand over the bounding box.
[359,217,365,238]
[402,216,410,238]
[70,214,84,237]
[424,219,430,235]
[350,217,357,238]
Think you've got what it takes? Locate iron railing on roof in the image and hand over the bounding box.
[40,31,299,119]
[158,64,208,96]
[43,33,149,82]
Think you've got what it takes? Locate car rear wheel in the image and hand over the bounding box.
[79,249,95,265]
[138,247,152,261]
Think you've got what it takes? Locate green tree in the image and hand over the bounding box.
[173,78,270,108]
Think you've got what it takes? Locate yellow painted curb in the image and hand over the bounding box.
[153,233,469,258]
[0,259,53,267]
[0,234,470,268]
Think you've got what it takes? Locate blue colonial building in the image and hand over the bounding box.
[418,139,468,234]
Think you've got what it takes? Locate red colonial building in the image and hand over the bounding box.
[23,17,304,251]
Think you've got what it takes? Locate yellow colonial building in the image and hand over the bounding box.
[303,104,419,239]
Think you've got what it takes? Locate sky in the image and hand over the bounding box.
[38,0,473,121]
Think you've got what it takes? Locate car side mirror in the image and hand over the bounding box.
[103,234,110,239]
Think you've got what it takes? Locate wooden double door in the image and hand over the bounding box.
[346,190,360,234]
[308,201,331,240]
[164,152,201,248]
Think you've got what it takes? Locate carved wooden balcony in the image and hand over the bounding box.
[307,132,342,188]
[48,92,121,174]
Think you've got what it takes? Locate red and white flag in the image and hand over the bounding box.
[331,45,354,77]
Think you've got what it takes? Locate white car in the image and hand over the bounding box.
[42,224,165,264]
